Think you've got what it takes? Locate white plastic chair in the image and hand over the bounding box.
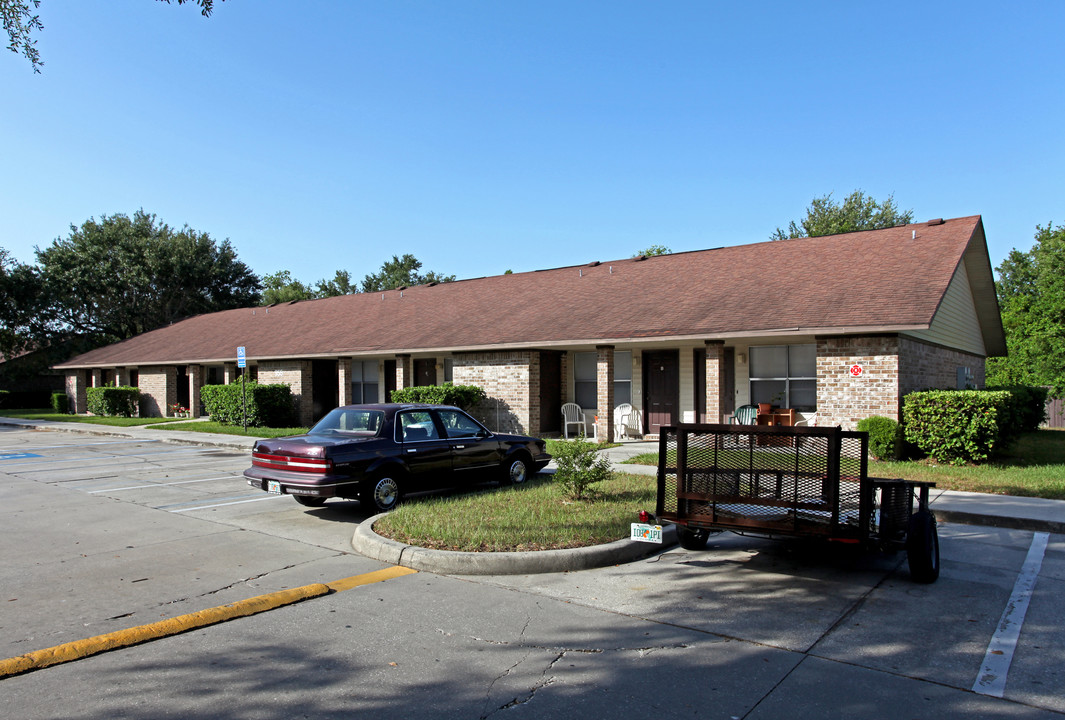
[614,403,641,440]
[794,412,817,427]
[562,402,588,439]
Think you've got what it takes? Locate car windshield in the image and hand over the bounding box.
[310,408,384,436]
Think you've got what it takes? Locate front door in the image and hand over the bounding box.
[538,351,562,434]
[311,359,338,424]
[414,358,437,386]
[643,350,679,435]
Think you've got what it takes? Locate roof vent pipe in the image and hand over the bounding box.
[912,230,916,239]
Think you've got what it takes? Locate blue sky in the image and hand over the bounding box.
[2,1,1062,286]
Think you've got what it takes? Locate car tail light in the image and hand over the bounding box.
[252,452,333,473]
[639,510,652,524]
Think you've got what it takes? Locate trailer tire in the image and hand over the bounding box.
[906,510,940,583]
[677,526,710,551]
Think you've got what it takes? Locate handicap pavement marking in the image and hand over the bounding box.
[0,565,417,678]
[0,453,41,460]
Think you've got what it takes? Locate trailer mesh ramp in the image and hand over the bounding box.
[656,423,869,537]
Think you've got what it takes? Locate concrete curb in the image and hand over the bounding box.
[0,583,330,678]
[352,513,678,575]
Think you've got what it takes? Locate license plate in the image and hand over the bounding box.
[630,523,663,544]
[267,480,282,495]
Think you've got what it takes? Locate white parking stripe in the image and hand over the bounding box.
[89,476,240,493]
[972,531,1050,697]
[169,495,288,512]
[1,439,161,451]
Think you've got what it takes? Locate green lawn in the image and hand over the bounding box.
[0,409,191,427]
[151,420,309,438]
[373,472,656,552]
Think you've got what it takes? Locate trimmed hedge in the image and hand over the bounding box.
[200,382,296,427]
[86,386,140,417]
[390,382,487,410]
[856,415,902,461]
[50,392,70,414]
[903,390,1013,465]
[987,385,1049,433]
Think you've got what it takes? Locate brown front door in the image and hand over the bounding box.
[538,351,562,434]
[414,358,437,386]
[643,350,679,435]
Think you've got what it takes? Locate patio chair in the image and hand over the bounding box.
[562,402,588,439]
[794,412,817,427]
[730,404,758,425]
[614,403,641,440]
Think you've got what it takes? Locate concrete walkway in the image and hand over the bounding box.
[3,418,1063,576]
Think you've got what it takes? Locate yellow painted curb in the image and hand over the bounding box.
[0,583,331,679]
[325,565,417,592]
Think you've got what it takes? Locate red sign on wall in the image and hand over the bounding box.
[850,364,863,377]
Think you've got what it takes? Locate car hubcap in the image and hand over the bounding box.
[374,478,398,509]
[509,461,527,484]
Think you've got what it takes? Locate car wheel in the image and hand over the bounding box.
[362,473,402,513]
[503,455,531,485]
[906,510,940,583]
[677,526,711,550]
[293,495,327,508]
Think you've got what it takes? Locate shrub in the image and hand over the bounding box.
[903,390,1013,465]
[86,386,140,417]
[390,382,487,410]
[50,392,70,414]
[0,389,7,408]
[856,415,902,460]
[200,382,296,427]
[987,385,1049,433]
[551,436,613,500]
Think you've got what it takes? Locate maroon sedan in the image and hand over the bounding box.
[244,403,551,513]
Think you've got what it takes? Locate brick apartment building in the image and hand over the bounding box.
[55,216,1006,441]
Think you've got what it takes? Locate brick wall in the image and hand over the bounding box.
[595,346,615,441]
[816,336,902,429]
[898,336,985,396]
[705,341,725,424]
[453,351,531,434]
[258,359,312,426]
[64,370,87,414]
[138,366,176,417]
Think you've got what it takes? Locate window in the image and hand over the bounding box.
[614,351,632,406]
[437,409,488,438]
[350,360,379,404]
[574,352,597,409]
[749,344,816,411]
[396,411,440,442]
[575,350,631,408]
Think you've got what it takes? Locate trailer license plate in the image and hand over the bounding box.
[267,480,281,494]
[630,523,663,543]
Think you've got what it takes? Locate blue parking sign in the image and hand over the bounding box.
[237,346,246,368]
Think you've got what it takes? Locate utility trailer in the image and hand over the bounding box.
[653,423,940,583]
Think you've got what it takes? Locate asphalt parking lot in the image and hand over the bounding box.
[1,424,1063,719]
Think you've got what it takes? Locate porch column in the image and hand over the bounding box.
[395,354,412,391]
[223,363,237,384]
[188,365,203,418]
[595,345,615,443]
[337,358,352,406]
[115,368,129,386]
[705,341,727,423]
[91,369,103,388]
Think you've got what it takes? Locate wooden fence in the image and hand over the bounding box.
[1047,395,1065,429]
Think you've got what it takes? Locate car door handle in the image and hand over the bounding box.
[453,445,465,449]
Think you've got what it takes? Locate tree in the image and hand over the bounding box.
[36,210,260,344]
[361,254,456,293]
[261,270,315,306]
[634,244,670,257]
[3,0,222,73]
[0,247,45,357]
[986,222,1065,397]
[314,269,357,298]
[771,190,914,240]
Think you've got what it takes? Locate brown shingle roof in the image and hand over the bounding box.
[56,215,1003,368]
